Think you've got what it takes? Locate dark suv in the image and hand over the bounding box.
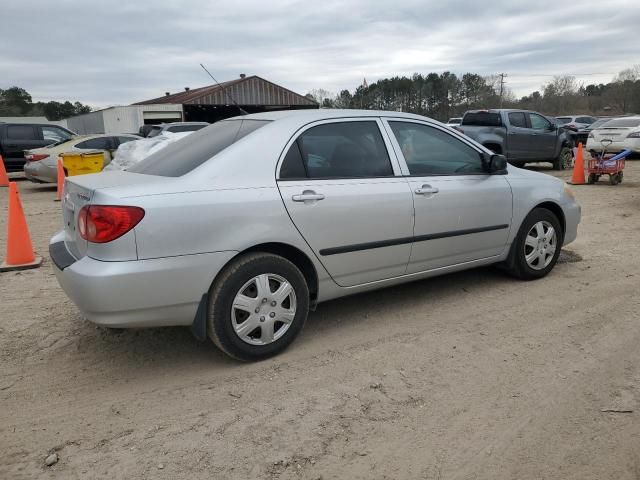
[0,122,76,172]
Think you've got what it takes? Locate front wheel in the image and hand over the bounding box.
[207,253,309,361]
[504,208,563,280]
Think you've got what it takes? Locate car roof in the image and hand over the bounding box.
[224,109,436,123]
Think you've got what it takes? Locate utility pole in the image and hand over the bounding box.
[498,73,507,108]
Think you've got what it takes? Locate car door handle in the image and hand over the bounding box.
[414,185,439,195]
[292,191,325,202]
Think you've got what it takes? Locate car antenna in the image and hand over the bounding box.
[199,63,248,116]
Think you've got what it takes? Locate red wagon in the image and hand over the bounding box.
[587,140,631,185]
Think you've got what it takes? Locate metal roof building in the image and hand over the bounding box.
[134,74,318,123]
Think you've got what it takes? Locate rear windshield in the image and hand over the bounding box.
[461,112,502,127]
[599,118,640,128]
[556,117,572,124]
[128,119,270,177]
[588,119,610,129]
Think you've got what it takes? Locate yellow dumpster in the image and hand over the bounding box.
[61,150,105,176]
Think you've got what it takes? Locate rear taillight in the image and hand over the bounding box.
[565,123,578,131]
[26,154,49,161]
[78,205,145,243]
[627,132,640,138]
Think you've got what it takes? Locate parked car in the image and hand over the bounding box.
[50,110,580,361]
[0,122,75,172]
[458,109,574,169]
[586,116,640,154]
[446,117,462,126]
[145,122,209,138]
[24,134,139,183]
[572,117,614,146]
[555,115,597,132]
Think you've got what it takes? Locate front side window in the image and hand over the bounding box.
[76,137,111,150]
[529,113,551,130]
[280,121,393,179]
[389,121,484,175]
[508,112,527,128]
[42,126,72,142]
[7,125,36,140]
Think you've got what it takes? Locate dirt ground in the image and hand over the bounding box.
[1,163,639,480]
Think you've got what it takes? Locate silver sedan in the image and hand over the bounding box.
[50,110,581,361]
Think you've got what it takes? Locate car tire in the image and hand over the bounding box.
[504,208,563,280]
[553,145,572,170]
[207,252,309,361]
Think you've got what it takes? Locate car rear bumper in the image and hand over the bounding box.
[49,231,237,328]
[24,160,56,183]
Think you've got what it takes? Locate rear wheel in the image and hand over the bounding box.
[553,146,572,170]
[207,253,309,361]
[587,173,596,184]
[504,208,563,280]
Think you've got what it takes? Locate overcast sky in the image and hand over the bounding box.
[2,0,639,107]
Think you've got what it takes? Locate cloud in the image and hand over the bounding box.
[1,0,638,107]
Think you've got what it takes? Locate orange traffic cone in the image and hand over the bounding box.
[0,155,9,187]
[1,182,42,272]
[569,142,586,185]
[55,157,65,202]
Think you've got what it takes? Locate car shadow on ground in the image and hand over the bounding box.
[74,265,511,371]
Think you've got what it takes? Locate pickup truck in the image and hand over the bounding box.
[457,109,574,170]
[0,122,75,172]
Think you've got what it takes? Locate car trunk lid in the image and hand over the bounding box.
[61,171,173,259]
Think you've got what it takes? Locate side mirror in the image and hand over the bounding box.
[483,153,507,174]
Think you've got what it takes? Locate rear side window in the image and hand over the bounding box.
[128,119,270,177]
[508,112,527,128]
[389,121,484,175]
[461,112,502,126]
[117,136,138,145]
[280,121,393,179]
[7,125,36,140]
[76,137,111,150]
[166,124,208,133]
[576,116,594,124]
[147,126,163,138]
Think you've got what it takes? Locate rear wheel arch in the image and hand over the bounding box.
[216,243,319,306]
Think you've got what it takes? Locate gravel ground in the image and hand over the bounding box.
[1,163,639,479]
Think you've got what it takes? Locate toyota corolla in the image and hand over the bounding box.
[50,110,581,361]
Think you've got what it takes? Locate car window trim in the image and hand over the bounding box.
[275,117,404,181]
[380,117,491,177]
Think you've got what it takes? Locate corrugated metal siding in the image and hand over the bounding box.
[66,105,184,134]
[67,111,105,135]
[135,76,317,107]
